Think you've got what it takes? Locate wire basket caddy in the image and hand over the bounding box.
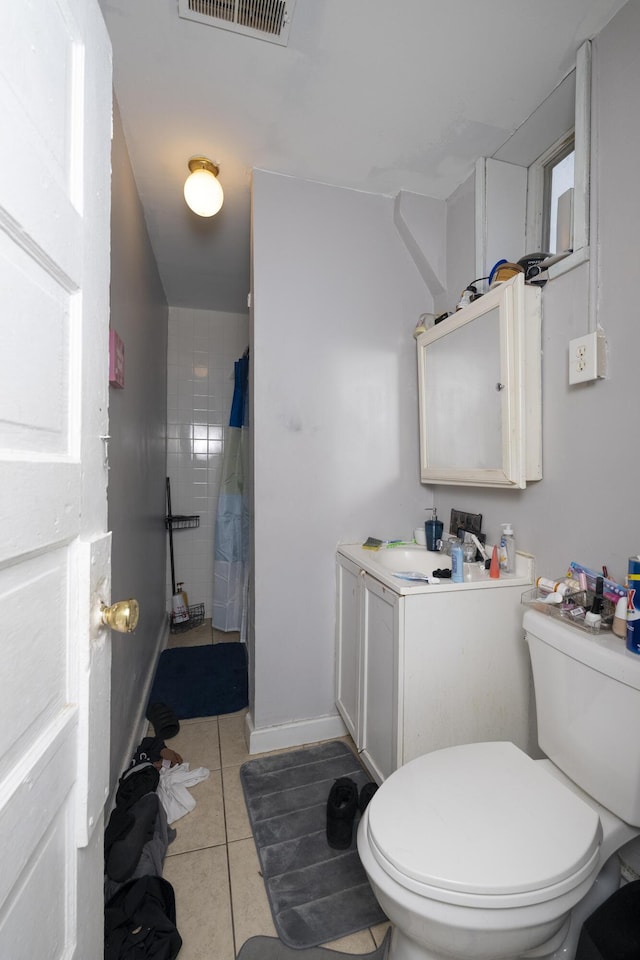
[165,514,200,530]
[166,477,204,633]
[170,602,206,634]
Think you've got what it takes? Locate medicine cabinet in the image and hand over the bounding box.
[416,273,542,488]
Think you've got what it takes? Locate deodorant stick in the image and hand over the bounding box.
[613,596,628,639]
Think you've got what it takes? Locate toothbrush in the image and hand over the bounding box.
[470,533,488,562]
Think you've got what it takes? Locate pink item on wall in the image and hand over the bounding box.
[109,328,125,388]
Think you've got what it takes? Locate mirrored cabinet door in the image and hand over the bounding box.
[417,274,542,488]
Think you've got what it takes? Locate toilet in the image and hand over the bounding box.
[357,608,640,960]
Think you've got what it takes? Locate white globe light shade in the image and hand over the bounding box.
[184,166,224,217]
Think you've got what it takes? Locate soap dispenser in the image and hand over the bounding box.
[425,508,443,552]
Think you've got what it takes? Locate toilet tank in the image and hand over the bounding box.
[524,608,640,826]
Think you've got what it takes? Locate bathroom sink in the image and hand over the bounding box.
[371,547,449,575]
[339,542,532,595]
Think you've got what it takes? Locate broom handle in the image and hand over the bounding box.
[166,476,177,595]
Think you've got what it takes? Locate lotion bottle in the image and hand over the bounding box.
[451,539,464,583]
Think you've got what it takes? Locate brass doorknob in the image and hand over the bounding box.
[100,599,140,633]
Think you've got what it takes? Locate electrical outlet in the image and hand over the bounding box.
[569,332,600,384]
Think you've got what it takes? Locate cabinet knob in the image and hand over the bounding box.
[496,382,504,391]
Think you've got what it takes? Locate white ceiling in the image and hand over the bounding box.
[99,0,627,313]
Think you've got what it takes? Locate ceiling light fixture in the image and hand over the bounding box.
[184,156,224,217]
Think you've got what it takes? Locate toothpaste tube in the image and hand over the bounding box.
[568,562,626,601]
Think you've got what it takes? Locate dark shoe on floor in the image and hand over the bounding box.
[326,777,358,849]
[358,781,378,814]
[146,701,180,741]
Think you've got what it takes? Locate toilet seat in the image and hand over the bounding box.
[366,742,602,909]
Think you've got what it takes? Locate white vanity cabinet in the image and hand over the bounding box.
[336,545,536,783]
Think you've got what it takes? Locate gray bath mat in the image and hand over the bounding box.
[237,929,390,960]
[240,741,387,949]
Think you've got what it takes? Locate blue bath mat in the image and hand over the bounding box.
[148,643,248,719]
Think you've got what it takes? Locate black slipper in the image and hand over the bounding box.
[146,701,180,741]
[358,781,378,814]
[326,777,358,849]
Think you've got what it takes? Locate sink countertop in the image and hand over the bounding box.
[337,542,535,595]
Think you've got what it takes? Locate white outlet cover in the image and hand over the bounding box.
[569,332,599,384]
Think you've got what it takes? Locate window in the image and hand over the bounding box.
[526,40,591,276]
[543,135,575,254]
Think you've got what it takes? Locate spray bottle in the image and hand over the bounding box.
[499,523,516,574]
[177,581,189,609]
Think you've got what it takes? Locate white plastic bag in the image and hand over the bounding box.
[157,763,210,824]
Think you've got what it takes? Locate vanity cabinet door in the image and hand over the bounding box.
[360,574,402,783]
[335,555,362,744]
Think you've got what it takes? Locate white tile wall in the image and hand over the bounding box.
[166,307,249,617]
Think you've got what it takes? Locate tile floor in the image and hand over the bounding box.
[163,620,390,960]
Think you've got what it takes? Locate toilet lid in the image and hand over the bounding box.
[367,742,601,899]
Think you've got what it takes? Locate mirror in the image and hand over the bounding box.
[416,274,542,488]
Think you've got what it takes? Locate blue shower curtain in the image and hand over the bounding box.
[212,353,249,637]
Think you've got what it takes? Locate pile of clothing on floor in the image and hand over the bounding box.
[104,702,209,959]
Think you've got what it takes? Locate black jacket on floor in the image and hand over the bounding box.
[105,875,182,960]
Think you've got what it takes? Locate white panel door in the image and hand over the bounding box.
[0,0,112,957]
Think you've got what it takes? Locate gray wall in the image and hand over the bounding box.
[250,171,434,746]
[108,99,169,789]
[436,0,639,589]
[446,173,476,315]
[248,0,640,748]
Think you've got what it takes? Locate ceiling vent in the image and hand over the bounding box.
[178,0,296,46]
